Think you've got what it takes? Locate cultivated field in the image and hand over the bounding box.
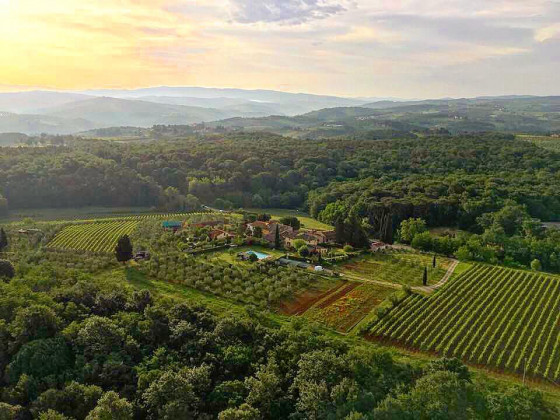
[304,282,395,333]
[46,212,226,252]
[338,251,453,287]
[367,264,560,381]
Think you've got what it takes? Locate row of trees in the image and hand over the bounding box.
[399,203,560,272]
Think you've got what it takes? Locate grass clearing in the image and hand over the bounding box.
[205,245,285,265]
[243,208,333,230]
[337,251,453,287]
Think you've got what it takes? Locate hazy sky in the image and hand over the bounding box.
[0,0,558,98]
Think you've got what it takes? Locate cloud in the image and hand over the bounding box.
[229,0,349,24]
[535,23,560,42]
[332,26,402,43]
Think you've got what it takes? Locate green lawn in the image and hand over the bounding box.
[243,208,333,230]
[336,251,453,287]
[204,245,286,265]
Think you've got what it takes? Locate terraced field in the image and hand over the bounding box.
[367,264,560,381]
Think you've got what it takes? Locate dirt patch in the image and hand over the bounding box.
[316,282,360,309]
[277,281,345,316]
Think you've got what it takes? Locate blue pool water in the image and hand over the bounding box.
[247,250,270,260]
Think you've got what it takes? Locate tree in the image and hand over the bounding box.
[251,194,265,208]
[279,216,301,230]
[432,255,436,268]
[531,259,542,272]
[0,227,8,252]
[253,226,263,238]
[115,235,133,264]
[218,404,260,420]
[399,218,427,244]
[374,371,479,419]
[185,194,201,211]
[248,253,258,263]
[0,259,15,281]
[7,337,73,385]
[32,382,103,420]
[10,305,60,345]
[274,225,281,249]
[38,410,72,420]
[422,266,428,286]
[298,246,310,258]
[256,213,271,222]
[85,391,133,420]
[141,366,212,420]
[343,245,353,253]
[292,239,307,250]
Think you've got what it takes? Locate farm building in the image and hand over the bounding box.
[162,221,183,231]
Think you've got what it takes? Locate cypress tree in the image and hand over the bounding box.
[0,259,15,281]
[0,228,8,252]
[274,225,281,249]
[115,235,133,264]
[432,254,436,268]
[423,266,428,286]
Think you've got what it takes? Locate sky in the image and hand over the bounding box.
[0,0,558,98]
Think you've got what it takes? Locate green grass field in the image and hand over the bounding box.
[243,208,333,230]
[337,251,453,287]
[205,245,286,265]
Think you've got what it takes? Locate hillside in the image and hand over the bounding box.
[0,111,96,135]
[204,96,560,137]
[38,97,236,128]
[0,91,91,113]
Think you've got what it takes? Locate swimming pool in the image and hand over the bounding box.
[246,250,270,260]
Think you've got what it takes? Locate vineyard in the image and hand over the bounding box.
[339,251,453,287]
[46,212,228,253]
[47,220,139,252]
[367,264,560,381]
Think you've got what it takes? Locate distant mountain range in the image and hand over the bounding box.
[0,87,372,135]
[0,87,558,137]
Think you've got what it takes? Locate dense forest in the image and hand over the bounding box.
[1,133,559,215]
[1,132,559,271]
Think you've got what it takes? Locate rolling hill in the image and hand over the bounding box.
[37,97,236,128]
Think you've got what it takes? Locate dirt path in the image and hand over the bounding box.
[338,258,460,295]
[414,259,459,293]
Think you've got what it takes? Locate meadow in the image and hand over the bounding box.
[243,208,333,230]
[337,250,453,287]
